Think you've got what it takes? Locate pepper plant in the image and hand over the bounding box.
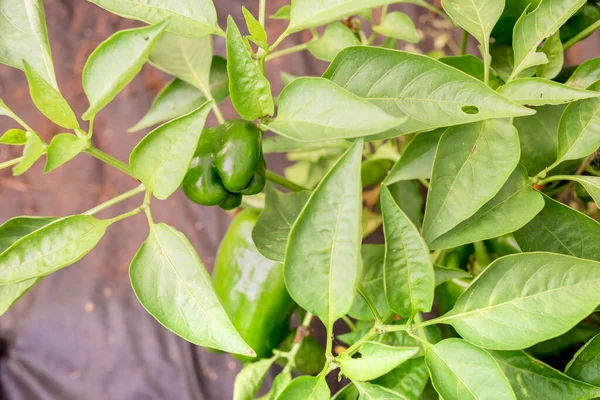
[1,0,600,398]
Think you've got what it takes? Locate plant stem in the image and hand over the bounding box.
[282,312,314,374]
[357,287,383,324]
[266,42,310,61]
[266,170,309,191]
[259,0,266,27]
[0,157,23,171]
[418,178,430,189]
[144,190,154,225]
[536,175,575,187]
[341,316,357,332]
[109,205,145,224]
[564,20,600,51]
[343,327,379,356]
[85,146,136,178]
[83,184,146,216]
[460,30,468,55]
[269,31,290,52]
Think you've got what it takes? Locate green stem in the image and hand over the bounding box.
[266,170,309,191]
[460,30,468,55]
[564,20,600,51]
[343,327,379,356]
[109,205,145,224]
[266,42,310,61]
[533,159,562,181]
[282,312,314,374]
[269,31,290,52]
[536,175,574,187]
[474,241,491,267]
[144,190,154,225]
[198,86,225,125]
[381,5,389,21]
[418,178,430,189]
[259,0,266,27]
[0,157,23,171]
[341,316,357,332]
[11,114,35,133]
[357,287,383,324]
[83,184,146,216]
[85,146,136,178]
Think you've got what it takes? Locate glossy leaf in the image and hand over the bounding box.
[0,215,110,285]
[87,0,221,37]
[384,129,443,184]
[23,61,78,129]
[307,23,361,62]
[242,7,268,48]
[268,77,404,141]
[13,132,45,176]
[536,31,563,80]
[130,101,212,200]
[557,80,600,163]
[564,176,600,207]
[277,376,329,400]
[492,350,600,400]
[381,185,434,318]
[372,357,429,400]
[354,382,411,399]
[566,57,600,89]
[514,195,600,262]
[82,22,168,120]
[0,129,27,145]
[226,17,274,121]
[349,244,390,321]
[0,0,57,87]
[373,12,419,43]
[439,253,600,350]
[44,134,88,173]
[422,119,520,244]
[284,140,363,329]
[323,47,534,140]
[498,78,600,106]
[252,183,311,263]
[425,339,516,400]
[429,165,544,250]
[511,0,586,79]
[341,342,420,381]
[565,333,600,386]
[130,222,254,356]
[233,357,276,400]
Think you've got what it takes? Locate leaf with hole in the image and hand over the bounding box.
[341,342,420,382]
[498,78,600,106]
[45,134,88,173]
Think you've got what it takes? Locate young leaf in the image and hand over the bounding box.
[13,132,45,176]
[492,350,600,400]
[130,222,254,356]
[422,119,520,244]
[45,134,89,173]
[438,253,600,350]
[268,78,404,142]
[372,357,430,400]
[0,215,110,285]
[233,357,276,400]
[566,57,600,89]
[323,47,534,140]
[565,333,600,386]
[130,102,211,200]
[353,382,412,399]
[0,0,57,87]
[557,80,600,163]
[384,129,443,184]
[498,78,600,106]
[373,12,419,43]
[242,7,268,47]
[271,5,290,20]
[349,244,391,321]
[429,165,545,250]
[511,0,587,79]
[277,376,329,400]
[0,129,27,145]
[226,16,274,121]
[513,195,600,262]
[87,0,221,37]
[82,21,168,120]
[23,61,78,129]
[566,176,600,207]
[536,31,564,79]
[425,339,517,400]
[340,342,420,381]
[381,185,434,318]
[306,23,361,62]
[284,139,363,329]
[252,183,311,263]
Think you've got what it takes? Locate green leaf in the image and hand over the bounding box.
[268,77,405,142]
[439,55,502,88]
[271,5,291,20]
[557,80,600,163]
[349,244,390,321]
[0,0,57,87]
[323,47,534,140]
[373,12,419,43]
[425,339,516,400]
[242,7,268,47]
[0,278,38,316]
[331,384,359,400]
[23,61,78,129]
[226,16,274,121]
[381,185,434,318]
[44,134,88,173]
[498,78,600,106]
[513,194,600,262]
[130,57,229,132]
[422,119,520,244]
[372,357,429,400]
[492,350,600,400]
[353,382,411,399]
[277,376,329,400]
[284,139,363,329]
[384,129,443,184]
[563,176,600,207]
[13,132,45,176]
[233,357,276,400]
[130,222,254,356]
[82,22,168,120]
[307,23,361,62]
[560,2,600,45]
[341,342,420,381]
[87,0,221,37]
[438,252,600,350]
[0,215,110,285]
[387,181,424,228]
[511,0,587,79]
[429,165,544,250]
[434,266,472,286]
[130,101,212,200]
[252,183,311,263]
[566,57,600,89]
[0,129,27,145]
[536,31,564,80]
[565,333,600,386]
